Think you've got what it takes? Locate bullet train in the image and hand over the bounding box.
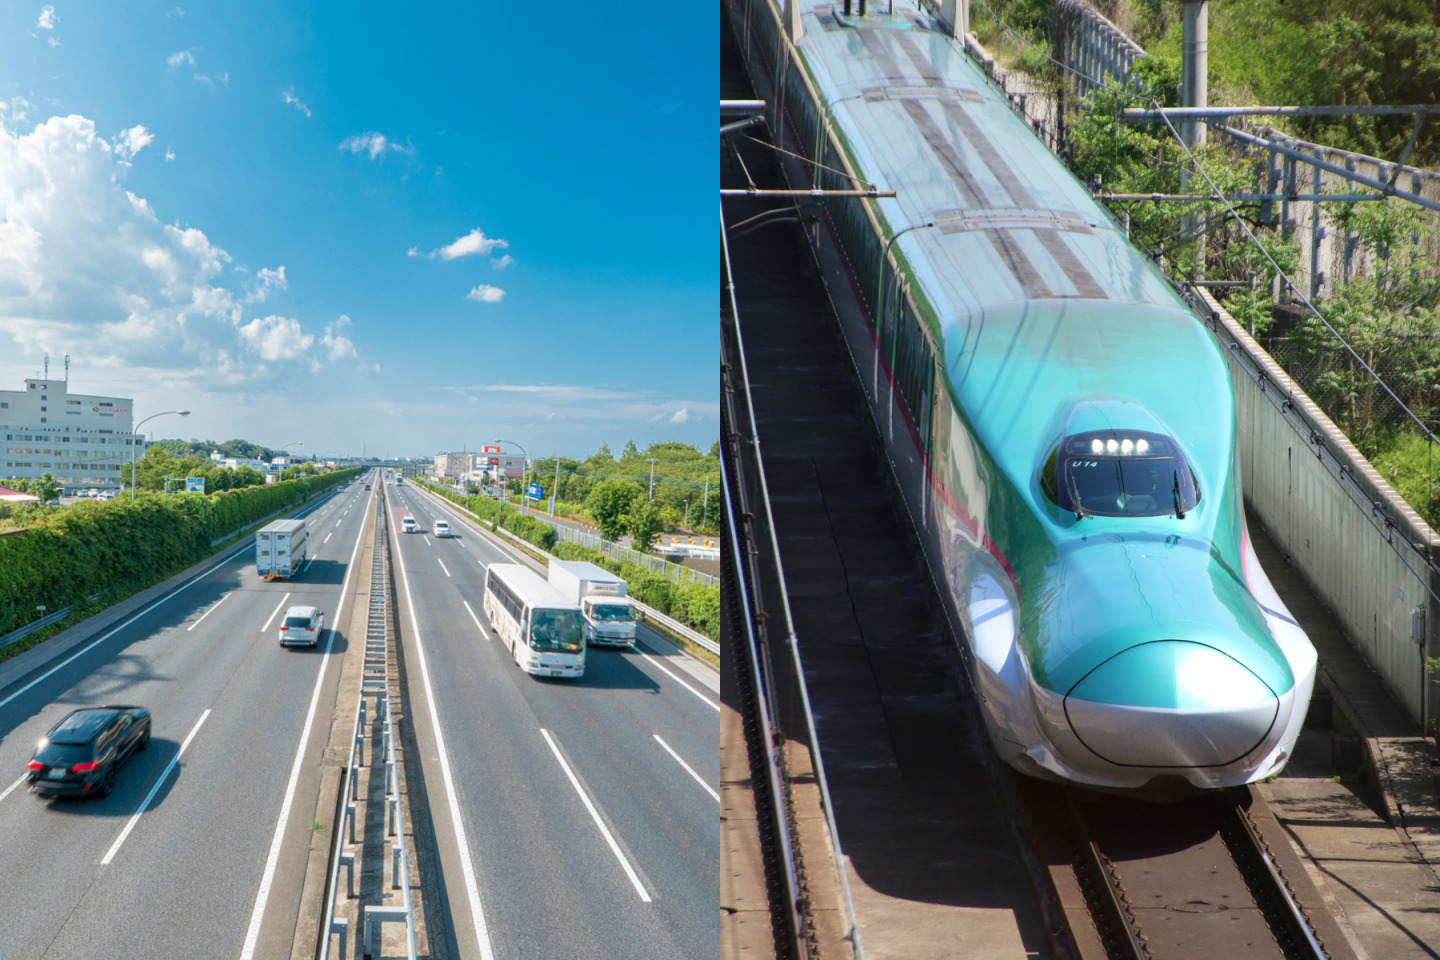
[729,0,1316,797]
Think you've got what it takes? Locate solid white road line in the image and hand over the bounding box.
[390,505,496,960]
[239,484,373,960]
[0,541,254,711]
[0,772,29,804]
[462,600,491,639]
[437,558,451,578]
[102,708,211,865]
[540,729,652,902]
[260,593,292,635]
[636,652,720,713]
[186,593,231,632]
[323,533,332,544]
[653,734,719,802]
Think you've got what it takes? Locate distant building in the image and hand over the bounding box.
[1,378,142,490]
[433,451,476,481]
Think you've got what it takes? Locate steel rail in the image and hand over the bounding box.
[1231,803,1329,960]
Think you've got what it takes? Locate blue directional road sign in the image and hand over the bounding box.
[185,477,206,493]
[527,482,543,501]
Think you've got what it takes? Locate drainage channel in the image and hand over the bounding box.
[320,487,421,960]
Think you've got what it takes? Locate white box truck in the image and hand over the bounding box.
[256,519,308,580]
[547,560,636,646]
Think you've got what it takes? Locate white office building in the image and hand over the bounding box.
[1,378,143,490]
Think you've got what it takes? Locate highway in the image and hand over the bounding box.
[0,473,375,960]
[384,477,718,960]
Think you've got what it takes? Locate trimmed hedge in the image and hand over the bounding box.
[0,469,358,636]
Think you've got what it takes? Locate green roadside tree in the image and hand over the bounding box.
[586,479,641,541]
[26,473,60,503]
[625,501,664,553]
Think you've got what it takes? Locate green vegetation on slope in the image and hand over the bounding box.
[0,469,358,641]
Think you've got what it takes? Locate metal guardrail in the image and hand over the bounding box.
[413,483,721,656]
[320,487,417,960]
[0,605,73,650]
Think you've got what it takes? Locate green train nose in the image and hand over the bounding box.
[1064,640,1279,768]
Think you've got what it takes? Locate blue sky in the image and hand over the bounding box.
[0,2,716,461]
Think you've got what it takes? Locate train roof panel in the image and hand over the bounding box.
[796,5,1182,319]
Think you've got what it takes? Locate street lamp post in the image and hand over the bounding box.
[683,499,690,528]
[493,439,529,518]
[645,458,660,501]
[130,409,191,502]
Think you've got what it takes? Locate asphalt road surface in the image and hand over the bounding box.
[386,478,718,960]
[0,473,377,960]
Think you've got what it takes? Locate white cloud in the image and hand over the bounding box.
[113,125,153,162]
[668,407,691,424]
[282,88,312,118]
[0,114,354,387]
[244,265,287,304]
[48,36,59,47]
[321,315,357,358]
[466,284,506,303]
[414,228,509,261]
[491,254,514,270]
[36,5,55,29]
[167,49,195,67]
[165,145,175,162]
[238,315,313,361]
[1,97,33,126]
[194,74,214,89]
[457,384,645,400]
[339,132,404,160]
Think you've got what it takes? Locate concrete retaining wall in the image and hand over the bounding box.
[1196,287,1440,730]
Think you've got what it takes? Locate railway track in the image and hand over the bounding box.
[1015,777,1356,960]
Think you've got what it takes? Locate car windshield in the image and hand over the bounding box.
[528,609,585,653]
[283,616,313,628]
[589,603,633,622]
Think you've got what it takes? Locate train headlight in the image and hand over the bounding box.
[1175,646,1272,709]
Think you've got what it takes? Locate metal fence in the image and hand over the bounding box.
[551,524,718,587]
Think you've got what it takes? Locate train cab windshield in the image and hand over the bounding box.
[1042,430,1200,518]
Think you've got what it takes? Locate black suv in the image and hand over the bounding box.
[28,706,152,799]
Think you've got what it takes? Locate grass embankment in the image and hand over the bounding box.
[0,469,358,664]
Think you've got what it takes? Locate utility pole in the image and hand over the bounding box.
[702,474,710,528]
[551,457,561,516]
[645,458,661,501]
[1179,1,1209,148]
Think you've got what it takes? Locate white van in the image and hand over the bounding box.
[402,516,418,533]
[434,520,451,538]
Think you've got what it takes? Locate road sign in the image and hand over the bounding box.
[185,477,205,493]
[527,482,543,501]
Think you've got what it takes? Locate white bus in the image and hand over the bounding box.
[483,564,586,678]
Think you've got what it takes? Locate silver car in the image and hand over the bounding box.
[279,605,325,647]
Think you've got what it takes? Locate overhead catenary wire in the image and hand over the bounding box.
[1147,99,1440,449]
